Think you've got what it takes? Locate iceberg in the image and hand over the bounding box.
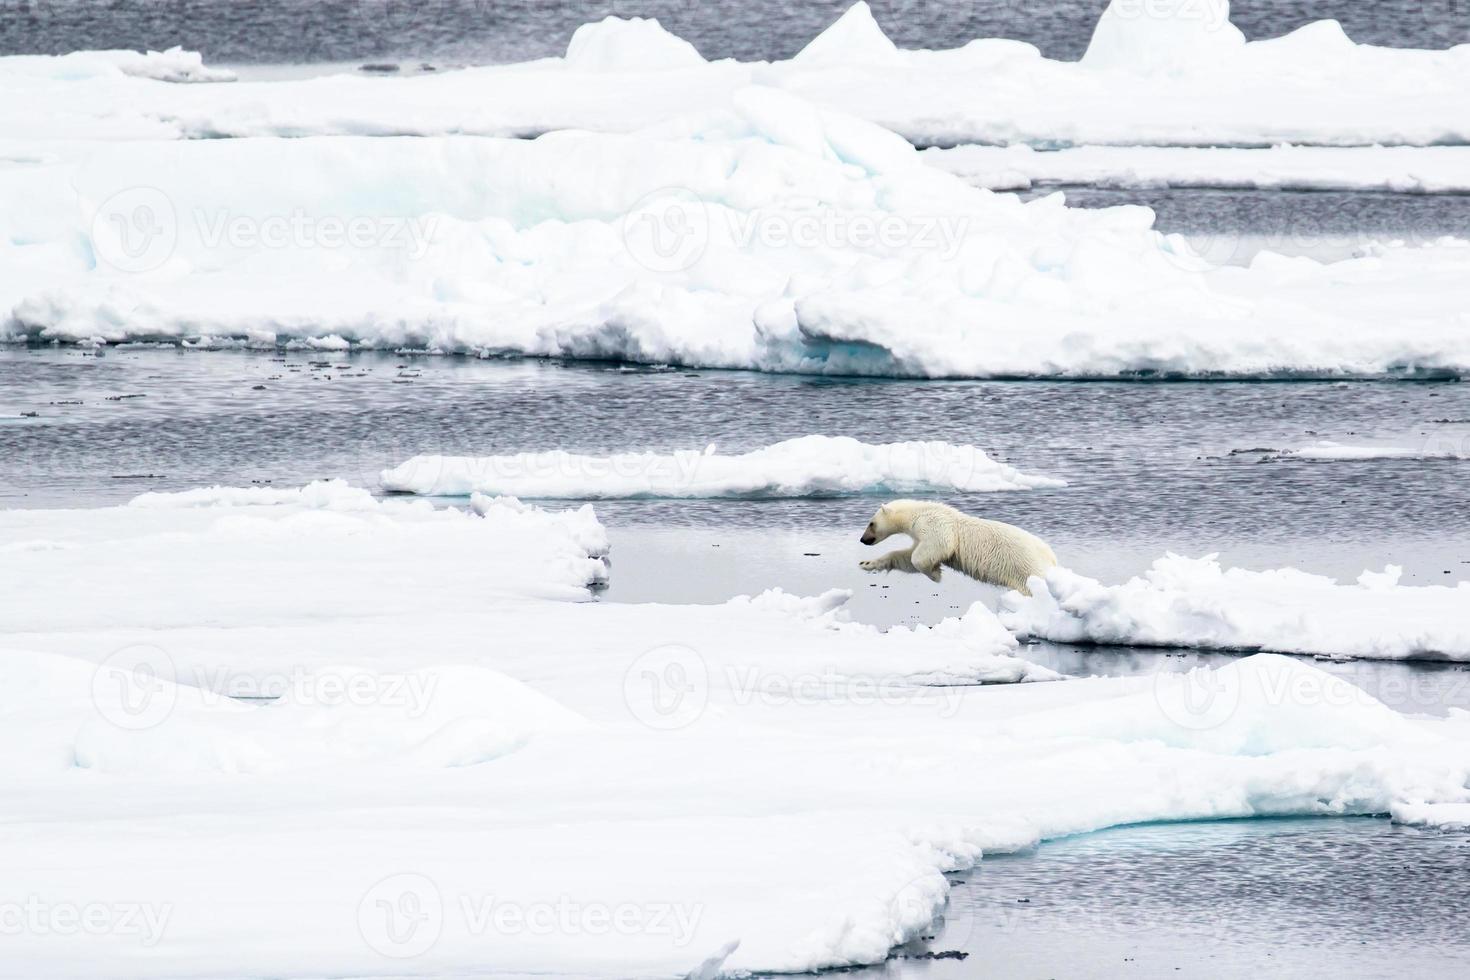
[3,484,1469,977]
[1001,554,1470,661]
[379,436,1064,498]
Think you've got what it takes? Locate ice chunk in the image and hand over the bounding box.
[564,16,706,72]
[0,46,236,83]
[1082,0,1245,75]
[1001,554,1470,661]
[792,2,903,67]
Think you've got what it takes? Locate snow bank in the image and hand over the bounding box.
[4,487,1470,977]
[925,144,1470,194]
[380,436,1063,498]
[1001,555,1470,661]
[5,126,1470,377]
[5,2,1468,146]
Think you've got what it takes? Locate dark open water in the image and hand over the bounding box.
[2,0,1466,63]
[850,818,1470,979]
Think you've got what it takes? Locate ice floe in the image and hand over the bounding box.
[7,483,1470,974]
[380,436,1064,498]
[3,485,1470,976]
[4,2,1468,146]
[4,122,1470,377]
[1001,554,1470,661]
[925,144,1470,194]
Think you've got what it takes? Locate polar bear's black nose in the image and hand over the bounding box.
[860,532,875,545]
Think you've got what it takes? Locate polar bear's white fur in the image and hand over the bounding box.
[858,499,1056,595]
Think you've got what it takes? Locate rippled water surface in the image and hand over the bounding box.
[840,818,1470,979]
[5,344,1470,638]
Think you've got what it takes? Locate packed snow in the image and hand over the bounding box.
[4,121,1470,376]
[4,2,1468,146]
[379,436,1064,498]
[925,144,1470,194]
[4,484,1470,977]
[1001,554,1470,661]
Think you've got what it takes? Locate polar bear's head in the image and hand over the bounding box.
[860,503,900,546]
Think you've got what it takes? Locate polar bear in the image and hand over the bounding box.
[858,499,1056,595]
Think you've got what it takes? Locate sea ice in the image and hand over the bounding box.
[379,436,1064,498]
[4,122,1469,377]
[3,485,1469,977]
[1001,554,1470,661]
[4,2,1467,146]
[925,144,1470,195]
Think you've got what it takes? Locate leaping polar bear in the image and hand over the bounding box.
[858,499,1057,595]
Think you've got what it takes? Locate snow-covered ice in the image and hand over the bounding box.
[4,122,1470,377]
[925,144,1470,194]
[379,436,1064,498]
[3,2,1470,378]
[4,2,1468,147]
[1001,554,1470,661]
[3,484,1470,977]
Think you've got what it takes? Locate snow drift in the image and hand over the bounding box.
[1001,554,1470,661]
[379,436,1064,498]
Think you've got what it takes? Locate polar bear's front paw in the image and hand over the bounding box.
[859,559,883,572]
